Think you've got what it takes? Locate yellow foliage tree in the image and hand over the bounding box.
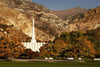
[0,36,25,60]
[64,38,95,59]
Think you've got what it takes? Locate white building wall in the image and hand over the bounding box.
[22,42,46,52]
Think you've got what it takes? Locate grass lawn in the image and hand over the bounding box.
[0,61,99,67]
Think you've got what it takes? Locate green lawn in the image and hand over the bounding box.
[0,61,99,67]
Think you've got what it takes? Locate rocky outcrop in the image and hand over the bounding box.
[0,1,32,36]
[66,6,100,32]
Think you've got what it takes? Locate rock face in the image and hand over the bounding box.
[0,0,99,41]
[66,6,100,32]
[0,1,32,36]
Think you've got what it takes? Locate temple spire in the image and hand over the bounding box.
[31,18,36,43]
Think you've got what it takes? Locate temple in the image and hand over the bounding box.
[22,18,45,52]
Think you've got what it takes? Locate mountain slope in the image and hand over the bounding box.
[66,6,100,32]
[53,7,88,20]
[0,0,99,42]
[0,0,65,41]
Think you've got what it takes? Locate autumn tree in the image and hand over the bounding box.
[19,49,38,59]
[39,40,70,58]
[86,28,100,58]
[63,38,95,59]
[51,40,69,57]
[0,36,25,60]
[53,31,95,59]
[39,44,54,57]
[40,31,95,59]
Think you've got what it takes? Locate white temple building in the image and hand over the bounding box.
[22,19,45,52]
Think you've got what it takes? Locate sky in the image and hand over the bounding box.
[32,0,100,10]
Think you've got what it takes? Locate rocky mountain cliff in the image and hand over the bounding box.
[0,0,99,42]
[66,6,100,32]
[0,1,31,41]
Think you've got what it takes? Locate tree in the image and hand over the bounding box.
[59,31,83,43]
[0,36,25,60]
[19,49,38,59]
[53,31,95,59]
[63,38,95,59]
[52,40,69,57]
[40,31,95,59]
[39,44,54,57]
[86,28,100,57]
[39,40,69,58]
